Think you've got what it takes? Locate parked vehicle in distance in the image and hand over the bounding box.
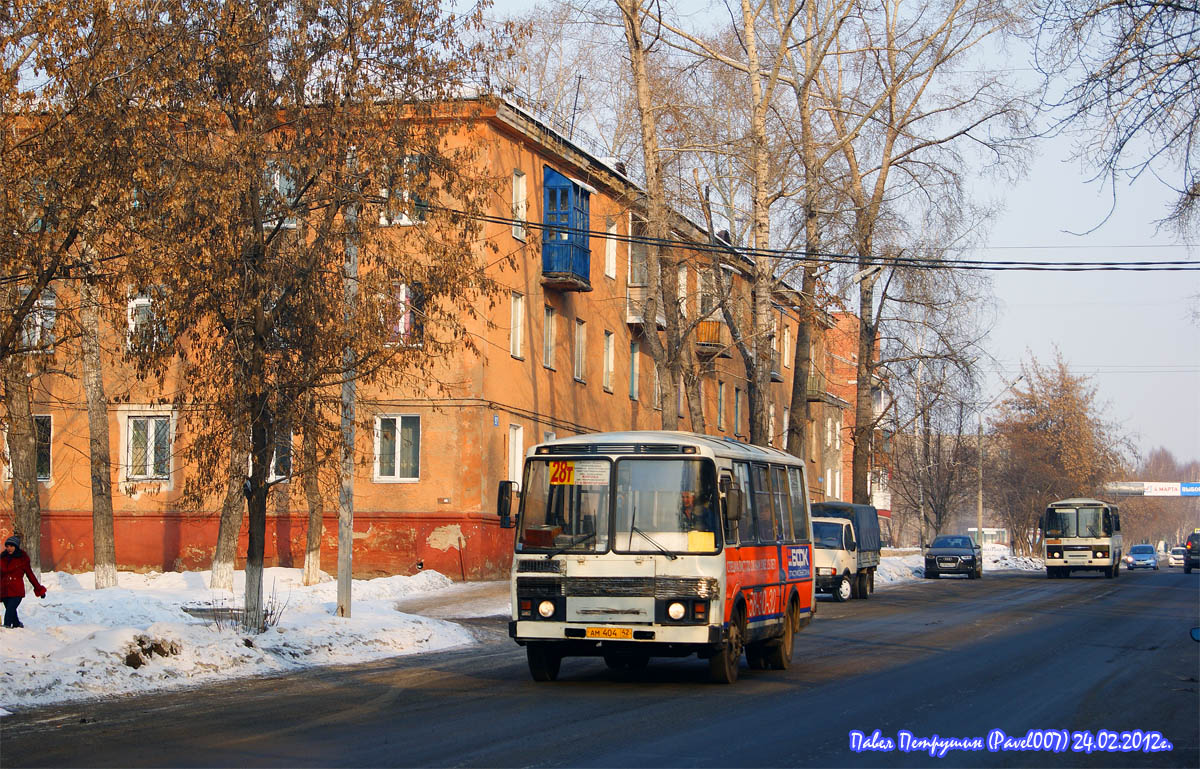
[1124,544,1158,570]
[1167,547,1186,567]
[811,502,882,601]
[923,535,982,579]
[1186,531,1200,574]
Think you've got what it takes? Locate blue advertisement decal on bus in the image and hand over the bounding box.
[787,545,811,580]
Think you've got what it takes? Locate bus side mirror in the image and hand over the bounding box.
[723,482,743,522]
[497,480,516,529]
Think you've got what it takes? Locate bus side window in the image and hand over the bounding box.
[787,466,810,542]
[731,462,754,544]
[772,466,793,543]
[752,464,776,544]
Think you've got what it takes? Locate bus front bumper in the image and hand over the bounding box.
[510,620,722,648]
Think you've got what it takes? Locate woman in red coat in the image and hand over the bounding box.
[2,534,47,629]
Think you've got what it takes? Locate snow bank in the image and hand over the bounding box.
[0,568,475,711]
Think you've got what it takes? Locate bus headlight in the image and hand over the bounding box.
[667,602,686,620]
[538,600,555,618]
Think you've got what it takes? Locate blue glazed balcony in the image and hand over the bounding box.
[541,166,592,293]
[541,240,592,292]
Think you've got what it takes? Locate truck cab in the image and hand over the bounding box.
[811,507,882,602]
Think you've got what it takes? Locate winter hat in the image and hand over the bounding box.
[4,534,20,548]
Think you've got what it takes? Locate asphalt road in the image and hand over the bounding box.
[3,567,1197,768]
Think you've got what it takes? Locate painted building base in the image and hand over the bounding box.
[1,511,515,580]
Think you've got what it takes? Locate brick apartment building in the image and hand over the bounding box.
[1,95,865,579]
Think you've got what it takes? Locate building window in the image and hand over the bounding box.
[628,213,648,285]
[700,269,718,317]
[270,429,292,482]
[543,306,555,369]
[783,407,790,448]
[128,415,171,481]
[374,415,420,481]
[387,282,425,346]
[510,292,524,358]
[734,388,743,436]
[835,416,843,449]
[783,325,792,368]
[677,265,688,317]
[573,319,586,382]
[717,382,726,431]
[653,362,662,410]
[629,341,640,400]
[826,416,833,448]
[604,217,617,279]
[19,289,56,352]
[508,424,524,484]
[378,156,429,227]
[768,404,776,446]
[512,170,527,240]
[34,415,50,481]
[127,292,168,351]
[603,330,614,391]
[264,160,298,229]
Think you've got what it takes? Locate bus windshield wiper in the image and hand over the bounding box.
[630,525,678,560]
[545,531,596,559]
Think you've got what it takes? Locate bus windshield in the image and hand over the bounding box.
[517,458,611,553]
[1044,507,1107,539]
[614,458,720,554]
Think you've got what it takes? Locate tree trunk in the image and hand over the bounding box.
[244,398,272,632]
[337,201,359,616]
[2,355,41,575]
[79,278,117,588]
[211,427,248,591]
[852,274,877,504]
[301,412,324,586]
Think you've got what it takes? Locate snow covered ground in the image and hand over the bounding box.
[0,545,1041,713]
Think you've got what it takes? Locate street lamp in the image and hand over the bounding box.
[977,375,1023,547]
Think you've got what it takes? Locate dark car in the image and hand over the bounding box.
[924,535,982,579]
[1124,544,1158,570]
[1186,532,1200,574]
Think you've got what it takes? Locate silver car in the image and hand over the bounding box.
[1124,544,1158,570]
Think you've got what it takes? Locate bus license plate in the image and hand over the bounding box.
[585,626,633,640]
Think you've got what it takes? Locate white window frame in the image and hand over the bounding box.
[512,170,527,240]
[508,424,524,485]
[629,341,640,401]
[378,156,427,228]
[604,217,617,279]
[826,416,833,448]
[510,291,524,358]
[677,265,688,317]
[1,415,52,484]
[783,407,790,447]
[603,330,614,391]
[373,414,421,482]
[543,306,555,370]
[386,282,422,347]
[735,388,743,435]
[19,289,56,352]
[783,325,792,368]
[835,416,843,449]
[266,160,298,229]
[120,406,175,487]
[768,404,776,446]
[573,318,586,382]
[126,294,158,350]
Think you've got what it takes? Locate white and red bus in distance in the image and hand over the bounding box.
[495,431,815,684]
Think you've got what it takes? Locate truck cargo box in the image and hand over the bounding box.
[811,502,882,554]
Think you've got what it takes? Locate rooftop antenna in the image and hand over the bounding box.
[568,75,583,140]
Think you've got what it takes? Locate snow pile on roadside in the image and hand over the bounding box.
[875,553,926,584]
[985,545,1043,572]
[0,567,477,712]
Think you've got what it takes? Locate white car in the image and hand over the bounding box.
[1168,547,1186,567]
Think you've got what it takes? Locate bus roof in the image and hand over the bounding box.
[531,430,800,463]
[1047,498,1116,508]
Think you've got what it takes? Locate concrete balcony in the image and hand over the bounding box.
[625,285,665,328]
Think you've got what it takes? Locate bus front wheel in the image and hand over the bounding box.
[527,643,562,682]
[710,607,745,684]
